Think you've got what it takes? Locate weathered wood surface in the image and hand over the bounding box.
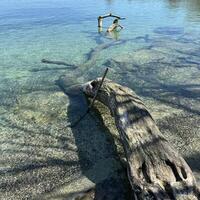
[83,78,200,199]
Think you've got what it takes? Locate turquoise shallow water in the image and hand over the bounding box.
[0,0,200,85]
[0,0,200,199]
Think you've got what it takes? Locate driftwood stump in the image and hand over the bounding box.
[83,78,200,199]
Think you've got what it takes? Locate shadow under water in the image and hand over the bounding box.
[56,76,132,199]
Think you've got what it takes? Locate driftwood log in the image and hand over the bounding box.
[83,78,200,199]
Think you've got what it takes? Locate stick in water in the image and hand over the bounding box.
[69,67,109,128]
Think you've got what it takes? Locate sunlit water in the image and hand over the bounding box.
[0,0,200,199]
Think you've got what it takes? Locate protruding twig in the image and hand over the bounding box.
[69,68,109,128]
[98,13,125,20]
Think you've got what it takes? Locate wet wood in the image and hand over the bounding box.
[41,59,77,68]
[107,23,119,32]
[98,13,125,28]
[83,78,200,199]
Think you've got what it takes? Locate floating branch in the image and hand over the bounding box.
[31,66,77,72]
[32,59,78,72]
[98,13,125,28]
[41,59,78,68]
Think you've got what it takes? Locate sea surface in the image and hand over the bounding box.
[0,0,200,199]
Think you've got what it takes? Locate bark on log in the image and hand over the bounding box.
[82,78,200,199]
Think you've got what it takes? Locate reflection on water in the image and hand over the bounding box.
[0,0,200,199]
[168,0,200,11]
[167,0,200,22]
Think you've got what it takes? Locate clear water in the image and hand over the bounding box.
[0,0,200,199]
